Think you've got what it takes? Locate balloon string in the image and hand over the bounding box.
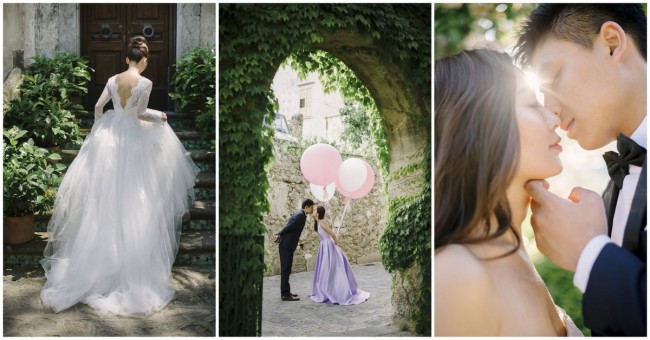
[336,197,351,237]
[322,185,334,224]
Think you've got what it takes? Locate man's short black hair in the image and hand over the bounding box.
[302,199,315,209]
[514,4,647,67]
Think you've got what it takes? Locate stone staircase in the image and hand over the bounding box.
[3,111,215,268]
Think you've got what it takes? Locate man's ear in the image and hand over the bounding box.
[599,21,627,63]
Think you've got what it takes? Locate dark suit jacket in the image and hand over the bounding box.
[277,210,307,253]
[584,158,647,336]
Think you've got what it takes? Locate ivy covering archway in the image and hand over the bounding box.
[219,4,431,335]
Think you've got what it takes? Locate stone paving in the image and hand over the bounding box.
[3,265,215,336]
[262,262,415,337]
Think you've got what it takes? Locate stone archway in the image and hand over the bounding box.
[219,4,431,336]
[313,30,429,200]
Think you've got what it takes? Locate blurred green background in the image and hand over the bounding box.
[434,3,637,336]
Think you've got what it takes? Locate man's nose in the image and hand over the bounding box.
[543,94,562,117]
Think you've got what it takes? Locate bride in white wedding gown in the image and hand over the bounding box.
[40,36,199,317]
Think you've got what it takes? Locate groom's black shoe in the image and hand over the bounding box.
[289,292,298,297]
[281,295,300,301]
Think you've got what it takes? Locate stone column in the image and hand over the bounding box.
[176,3,216,59]
[4,3,81,72]
[33,4,59,57]
[200,4,215,48]
[58,4,80,55]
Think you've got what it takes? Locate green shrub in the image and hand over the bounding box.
[3,127,66,216]
[169,46,216,141]
[4,53,92,148]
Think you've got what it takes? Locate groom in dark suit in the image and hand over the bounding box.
[273,199,314,301]
[515,4,646,336]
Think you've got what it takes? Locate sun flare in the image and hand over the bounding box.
[524,70,545,104]
[524,70,541,91]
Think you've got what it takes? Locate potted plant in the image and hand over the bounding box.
[3,127,66,244]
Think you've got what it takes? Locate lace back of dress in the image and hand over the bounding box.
[110,76,145,113]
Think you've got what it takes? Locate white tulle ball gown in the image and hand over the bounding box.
[40,75,200,317]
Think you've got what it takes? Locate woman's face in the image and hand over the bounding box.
[514,72,563,181]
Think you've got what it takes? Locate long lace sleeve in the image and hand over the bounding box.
[136,81,163,123]
[94,83,111,121]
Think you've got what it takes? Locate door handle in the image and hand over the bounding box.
[143,24,154,38]
[100,24,112,39]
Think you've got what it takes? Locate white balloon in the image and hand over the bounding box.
[338,158,367,193]
[310,182,336,202]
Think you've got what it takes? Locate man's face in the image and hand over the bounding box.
[305,205,314,215]
[531,37,626,150]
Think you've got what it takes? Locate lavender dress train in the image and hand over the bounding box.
[310,221,370,305]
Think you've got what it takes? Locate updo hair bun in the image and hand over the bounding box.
[127,36,149,63]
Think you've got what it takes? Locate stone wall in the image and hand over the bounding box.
[263,142,388,276]
[177,3,216,58]
[3,4,79,78]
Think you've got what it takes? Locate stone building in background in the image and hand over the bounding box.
[272,65,345,143]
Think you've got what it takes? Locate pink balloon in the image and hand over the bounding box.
[338,158,367,193]
[336,161,375,199]
[300,143,342,186]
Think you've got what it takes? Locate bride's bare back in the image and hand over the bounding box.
[115,71,143,108]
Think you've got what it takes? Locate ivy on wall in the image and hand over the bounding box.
[379,144,431,334]
[285,50,390,187]
[220,4,430,335]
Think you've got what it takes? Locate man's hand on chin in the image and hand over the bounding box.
[525,179,608,272]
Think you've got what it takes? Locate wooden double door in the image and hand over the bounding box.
[81,4,176,111]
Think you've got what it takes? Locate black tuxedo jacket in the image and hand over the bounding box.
[584,158,647,336]
[277,210,307,253]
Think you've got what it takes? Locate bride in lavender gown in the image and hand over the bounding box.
[310,206,370,305]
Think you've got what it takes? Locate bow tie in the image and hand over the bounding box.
[603,134,646,189]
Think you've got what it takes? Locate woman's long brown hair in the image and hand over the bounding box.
[434,49,521,258]
[314,206,325,232]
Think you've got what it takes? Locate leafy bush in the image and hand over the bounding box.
[3,127,66,216]
[339,100,371,150]
[169,46,216,140]
[4,53,92,148]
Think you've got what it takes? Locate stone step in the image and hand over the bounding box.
[194,171,216,201]
[35,200,215,232]
[58,149,215,172]
[3,229,215,268]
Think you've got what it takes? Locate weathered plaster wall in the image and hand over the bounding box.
[177,3,215,58]
[3,4,21,77]
[3,3,79,79]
